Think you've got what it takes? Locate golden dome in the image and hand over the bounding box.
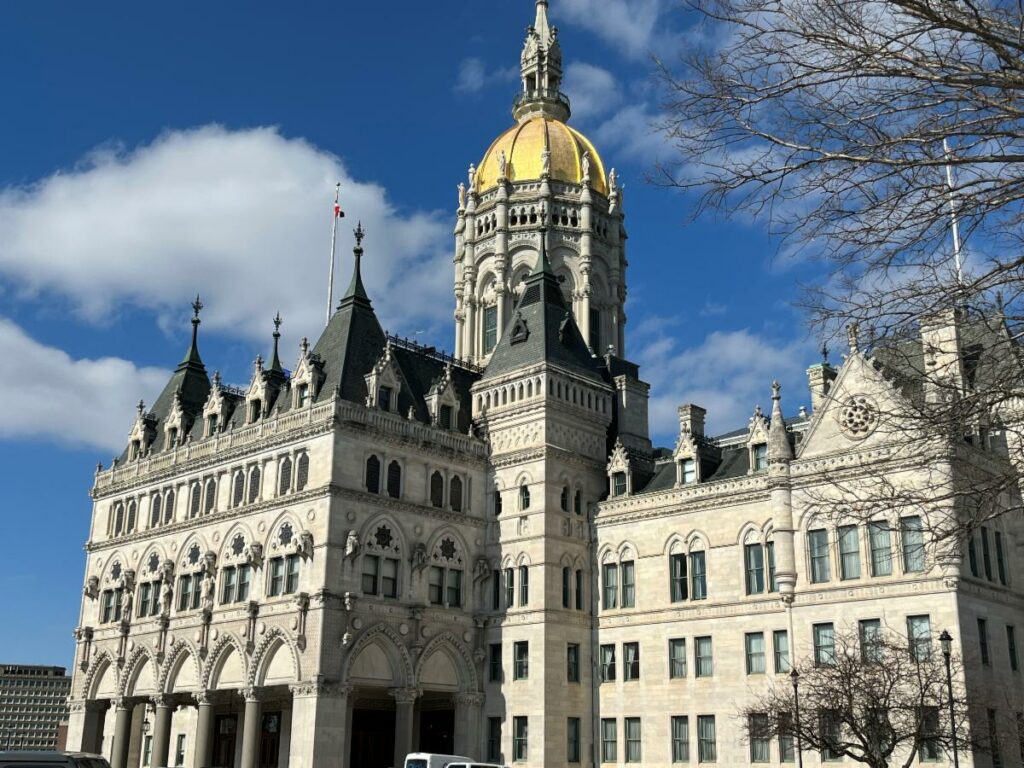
[476,117,607,196]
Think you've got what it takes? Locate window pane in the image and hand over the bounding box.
[696,636,713,677]
[361,555,379,595]
[670,553,688,602]
[513,717,528,762]
[749,714,770,762]
[869,522,892,576]
[773,630,790,673]
[625,718,642,763]
[601,719,617,763]
[838,525,861,579]
[809,529,831,583]
[745,633,766,674]
[698,715,717,762]
[907,615,932,660]
[447,569,462,607]
[519,565,529,606]
[690,551,707,600]
[859,619,882,663]
[600,644,616,682]
[624,642,640,681]
[621,561,635,607]
[672,716,689,763]
[814,623,836,666]
[428,566,444,605]
[901,516,925,573]
[745,544,765,595]
[669,638,687,679]
[603,564,618,609]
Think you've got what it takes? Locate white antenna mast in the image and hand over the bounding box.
[327,183,344,326]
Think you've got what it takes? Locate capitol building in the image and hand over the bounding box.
[66,2,1024,767]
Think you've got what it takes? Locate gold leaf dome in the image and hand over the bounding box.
[476,116,607,196]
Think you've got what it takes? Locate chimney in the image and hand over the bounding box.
[678,404,706,439]
[806,363,837,413]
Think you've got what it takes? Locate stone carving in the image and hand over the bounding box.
[412,543,429,572]
[344,530,360,559]
[200,572,215,613]
[498,149,507,179]
[473,557,490,582]
[297,531,314,559]
[837,394,879,439]
[84,576,99,600]
[457,182,466,209]
[541,149,551,177]
[468,163,476,189]
[244,543,264,568]
[581,151,591,183]
[608,167,618,191]
[120,584,133,622]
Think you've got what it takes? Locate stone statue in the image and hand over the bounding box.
[412,542,429,571]
[120,585,134,620]
[468,163,476,189]
[540,149,551,177]
[457,182,466,209]
[498,149,507,179]
[608,167,618,191]
[581,151,591,183]
[345,530,360,559]
[200,572,215,612]
[160,577,173,616]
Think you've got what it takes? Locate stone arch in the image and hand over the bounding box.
[84,651,118,701]
[512,470,533,488]
[138,542,169,580]
[249,628,301,688]
[597,544,616,565]
[178,532,212,572]
[203,633,248,692]
[616,540,638,561]
[686,530,710,553]
[515,552,532,567]
[220,521,257,564]
[121,646,159,698]
[500,554,516,570]
[360,513,408,553]
[160,640,202,694]
[415,632,479,693]
[265,510,304,555]
[100,551,130,586]
[343,623,414,688]
[737,521,764,547]
[425,527,469,568]
[663,533,686,557]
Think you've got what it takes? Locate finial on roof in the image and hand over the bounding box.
[137,399,145,416]
[270,312,284,373]
[767,381,794,462]
[847,322,860,354]
[821,341,829,364]
[212,370,221,387]
[300,336,309,357]
[254,354,264,374]
[339,223,370,305]
[180,294,205,369]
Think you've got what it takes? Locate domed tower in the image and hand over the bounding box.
[453,0,627,366]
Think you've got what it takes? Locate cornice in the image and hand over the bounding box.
[329,485,487,530]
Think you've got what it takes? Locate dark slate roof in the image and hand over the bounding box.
[311,246,388,407]
[483,234,604,381]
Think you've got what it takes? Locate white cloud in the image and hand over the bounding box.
[592,102,671,165]
[558,0,670,59]
[633,326,815,443]
[0,125,454,344]
[455,57,518,94]
[563,62,622,121]
[0,318,169,453]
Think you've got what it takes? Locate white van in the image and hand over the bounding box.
[446,763,507,768]
[403,754,476,768]
[0,754,110,768]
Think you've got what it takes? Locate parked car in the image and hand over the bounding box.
[403,753,477,768]
[0,753,110,768]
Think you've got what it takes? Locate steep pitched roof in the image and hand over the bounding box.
[482,231,603,381]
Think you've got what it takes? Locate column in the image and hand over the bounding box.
[151,695,174,768]
[109,699,133,768]
[67,700,107,753]
[193,692,214,768]
[391,688,419,768]
[453,693,482,758]
[240,689,263,768]
[287,682,351,767]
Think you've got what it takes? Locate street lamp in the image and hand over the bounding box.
[791,668,804,768]
[939,630,959,768]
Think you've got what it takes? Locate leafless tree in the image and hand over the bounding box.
[741,628,976,768]
[658,0,1024,542]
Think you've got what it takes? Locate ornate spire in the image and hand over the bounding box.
[515,0,569,122]
[269,312,284,374]
[767,381,794,462]
[340,222,370,306]
[178,295,206,370]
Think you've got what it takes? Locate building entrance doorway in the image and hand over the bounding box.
[212,714,238,768]
[418,708,455,755]
[351,707,396,768]
[258,711,282,768]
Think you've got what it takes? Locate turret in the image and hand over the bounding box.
[766,382,797,602]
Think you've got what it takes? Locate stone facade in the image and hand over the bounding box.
[65,3,1024,768]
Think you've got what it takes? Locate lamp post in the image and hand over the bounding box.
[939,630,959,768]
[791,668,804,768]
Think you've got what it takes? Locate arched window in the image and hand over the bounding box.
[279,456,293,495]
[113,504,125,536]
[248,466,261,504]
[126,500,137,534]
[450,476,463,513]
[365,455,381,494]
[560,486,570,512]
[574,490,582,516]
[189,483,201,519]
[150,494,162,528]
[430,472,445,508]
[232,471,245,508]
[164,490,174,524]
[494,490,503,516]
[204,478,216,514]
[520,484,531,510]
[296,453,309,491]
[387,461,402,499]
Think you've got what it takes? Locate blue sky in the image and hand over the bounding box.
[0,1,820,666]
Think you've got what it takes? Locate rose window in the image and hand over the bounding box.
[838,394,879,438]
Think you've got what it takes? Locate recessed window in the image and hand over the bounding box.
[681,458,696,484]
[808,528,831,583]
[440,404,454,430]
[296,383,310,408]
[386,461,402,499]
[519,484,531,510]
[483,306,498,354]
[249,400,262,423]
[514,641,529,680]
[695,636,713,677]
[753,443,768,470]
[813,623,836,666]
[612,472,627,497]
[623,642,640,681]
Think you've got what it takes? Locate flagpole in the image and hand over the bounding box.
[327,182,341,326]
[943,138,963,287]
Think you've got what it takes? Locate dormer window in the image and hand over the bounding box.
[440,404,453,430]
[249,400,262,423]
[752,444,768,471]
[612,472,627,497]
[680,459,696,485]
[297,383,310,408]
[206,415,218,437]
[379,386,393,412]
[167,427,179,447]
[129,440,141,461]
